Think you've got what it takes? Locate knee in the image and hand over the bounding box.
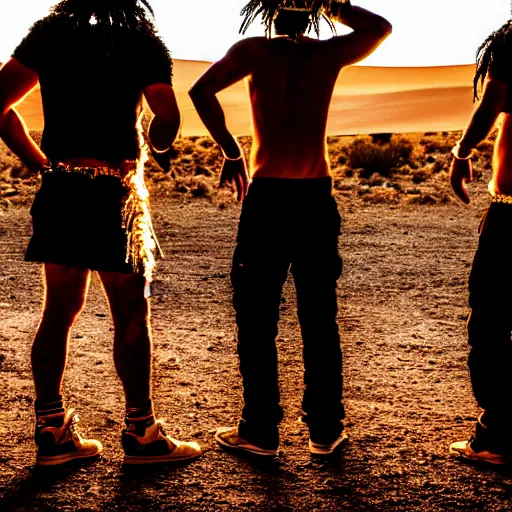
[114,302,150,345]
[42,296,85,326]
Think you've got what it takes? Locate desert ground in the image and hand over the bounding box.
[1,132,512,511]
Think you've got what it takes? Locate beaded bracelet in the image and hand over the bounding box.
[224,154,243,161]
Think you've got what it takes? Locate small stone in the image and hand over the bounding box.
[3,188,18,197]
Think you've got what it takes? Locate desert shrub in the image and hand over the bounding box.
[476,140,494,152]
[361,187,400,204]
[198,137,214,149]
[194,165,212,177]
[411,170,428,184]
[420,133,460,154]
[190,178,213,198]
[432,158,449,174]
[347,135,414,178]
[367,173,384,187]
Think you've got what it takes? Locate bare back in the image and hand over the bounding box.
[189,5,392,190]
[492,114,512,195]
[246,36,343,179]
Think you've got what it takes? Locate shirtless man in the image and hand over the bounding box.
[189,0,391,457]
[449,21,512,465]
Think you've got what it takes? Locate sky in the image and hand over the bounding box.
[0,0,510,67]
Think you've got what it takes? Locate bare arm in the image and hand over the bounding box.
[326,4,392,66]
[143,83,181,152]
[189,40,254,200]
[450,76,506,204]
[0,109,46,172]
[189,40,256,158]
[456,77,506,157]
[0,58,46,172]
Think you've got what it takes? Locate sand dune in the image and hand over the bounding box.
[7,60,476,135]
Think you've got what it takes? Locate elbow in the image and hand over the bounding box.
[0,107,12,133]
[0,101,10,120]
[377,19,392,38]
[188,82,213,106]
[188,83,202,103]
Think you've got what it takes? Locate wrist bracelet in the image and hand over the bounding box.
[451,143,472,160]
[224,154,243,161]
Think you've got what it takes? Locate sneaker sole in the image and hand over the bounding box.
[123,452,201,465]
[214,431,277,457]
[449,446,511,465]
[36,449,102,467]
[309,431,348,456]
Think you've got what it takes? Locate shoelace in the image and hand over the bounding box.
[67,411,84,443]
[155,419,180,448]
[155,418,169,437]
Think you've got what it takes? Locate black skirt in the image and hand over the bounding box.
[26,172,136,274]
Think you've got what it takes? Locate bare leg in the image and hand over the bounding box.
[32,263,90,403]
[98,271,151,405]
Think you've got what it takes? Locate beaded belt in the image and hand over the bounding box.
[40,161,137,179]
[491,194,512,205]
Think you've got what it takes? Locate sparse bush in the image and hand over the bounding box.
[361,187,400,204]
[190,178,213,198]
[347,135,414,178]
[432,158,449,174]
[198,137,214,149]
[411,170,428,184]
[476,140,494,152]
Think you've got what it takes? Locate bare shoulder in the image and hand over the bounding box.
[225,37,269,59]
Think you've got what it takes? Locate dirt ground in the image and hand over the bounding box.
[1,176,512,512]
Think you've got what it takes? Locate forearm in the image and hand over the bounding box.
[0,109,46,172]
[327,4,391,33]
[189,90,240,158]
[457,106,500,157]
[147,114,180,153]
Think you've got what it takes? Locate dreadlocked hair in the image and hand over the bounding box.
[240,0,335,37]
[474,19,512,100]
[49,0,156,33]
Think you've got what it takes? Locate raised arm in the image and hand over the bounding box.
[189,39,257,201]
[450,76,506,203]
[0,58,46,172]
[325,3,392,67]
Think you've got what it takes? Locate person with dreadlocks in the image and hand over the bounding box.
[449,19,512,465]
[189,0,391,457]
[0,0,202,466]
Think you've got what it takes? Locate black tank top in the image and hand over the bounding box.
[12,17,173,162]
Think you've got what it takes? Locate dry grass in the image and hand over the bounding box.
[0,131,495,208]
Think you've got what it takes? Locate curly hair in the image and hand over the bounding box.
[474,19,512,100]
[240,0,335,37]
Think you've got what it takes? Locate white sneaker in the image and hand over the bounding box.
[309,431,348,456]
[122,418,201,465]
[450,439,512,465]
[35,408,102,466]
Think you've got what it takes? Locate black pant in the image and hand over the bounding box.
[468,202,512,448]
[231,177,344,447]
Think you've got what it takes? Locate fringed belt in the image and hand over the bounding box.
[40,161,136,179]
[40,160,162,284]
[491,194,512,205]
